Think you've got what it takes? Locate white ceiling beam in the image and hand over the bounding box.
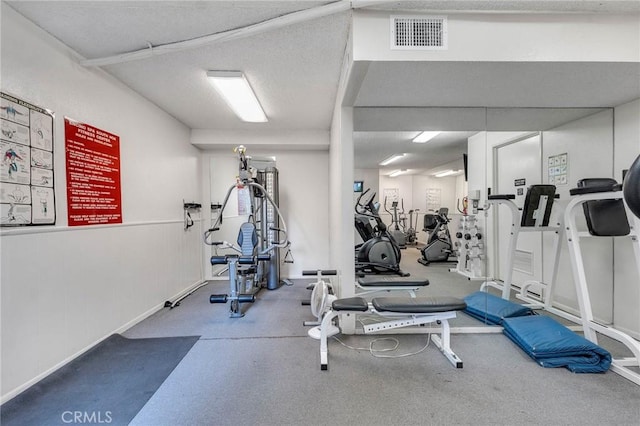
[80,1,396,67]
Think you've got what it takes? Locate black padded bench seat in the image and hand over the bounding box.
[372,297,467,314]
[332,296,467,314]
[357,276,429,287]
[332,297,369,312]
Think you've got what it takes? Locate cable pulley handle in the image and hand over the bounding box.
[283,247,294,264]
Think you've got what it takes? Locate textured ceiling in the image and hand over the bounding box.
[6,0,640,173]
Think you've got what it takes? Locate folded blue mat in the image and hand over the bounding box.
[463,291,533,325]
[503,315,611,373]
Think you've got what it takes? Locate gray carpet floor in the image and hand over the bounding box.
[124,247,640,425]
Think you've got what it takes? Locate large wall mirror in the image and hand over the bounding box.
[352,102,637,340]
[353,107,489,287]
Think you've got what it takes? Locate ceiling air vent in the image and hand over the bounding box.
[391,15,448,50]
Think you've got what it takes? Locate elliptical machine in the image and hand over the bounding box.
[418,207,454,266]
[405,209,419,245]
[355,189,408,276]
[384,197,407,249]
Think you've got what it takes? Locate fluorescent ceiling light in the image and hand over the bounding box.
[379,153,406,166]
[434,169,461,178]
[207,71,267,122]
[413,131,441,143]
[389,169,408,177]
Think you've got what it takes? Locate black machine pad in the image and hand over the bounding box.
[332,297,369,312]
[521,185,556,227]
[573,178,630,236]
[358,276,429,287]
[488,194,516,200]
[372,297,466,314]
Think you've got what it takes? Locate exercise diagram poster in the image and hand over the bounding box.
[0,92,55,226]
[65,118,122,226]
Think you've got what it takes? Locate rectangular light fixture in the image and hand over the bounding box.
[207,71,267,122]
[413,131,441,143]
[389,169,408,177]
[379,153,406,166]
[434,169,461,178]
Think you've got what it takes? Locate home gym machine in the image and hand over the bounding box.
[204,146,292,317]
[354,189,408,276]
[418,208,455,266]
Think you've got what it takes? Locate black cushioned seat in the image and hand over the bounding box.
[332,297,369,312]
[358,276,429,287]
[372,297,467,314]
[569,183,622,196]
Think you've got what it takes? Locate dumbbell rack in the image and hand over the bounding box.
[449,215,485,280]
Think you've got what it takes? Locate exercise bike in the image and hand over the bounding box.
[354,189,408,276]
[418,207,455,266]
[404,209,419,245]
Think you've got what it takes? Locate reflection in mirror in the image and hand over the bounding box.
[353,107,489,290]
[352,102,640,382]
[353,106,622,322]
[483,107,623,322]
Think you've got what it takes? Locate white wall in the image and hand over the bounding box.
[330,106,355,302]
[200,148,331,280]
[1,6,202,402]
[540,111,614,319]
[476,108,640,337]
[613,99,640,336]
[353,11,640,62]
[378,173,413,225]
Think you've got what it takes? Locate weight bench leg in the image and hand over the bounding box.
[431,319,463,368]
[320,310,340,371]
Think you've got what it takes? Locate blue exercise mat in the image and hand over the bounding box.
[502,315,611,373]
[463,291,533,325]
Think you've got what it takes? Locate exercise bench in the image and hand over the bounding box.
[356,275,429,297]
[318,296,467,370]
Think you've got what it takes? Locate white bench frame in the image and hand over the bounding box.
[319,302,463,371]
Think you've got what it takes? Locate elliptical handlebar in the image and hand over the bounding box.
[355,188,379,217]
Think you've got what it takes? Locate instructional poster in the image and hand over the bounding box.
[65,118,122,226]
[426,188,441,212]
[0,92,55,226]
[548,153,568,186]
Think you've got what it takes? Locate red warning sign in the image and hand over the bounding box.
[65,118,122,226]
